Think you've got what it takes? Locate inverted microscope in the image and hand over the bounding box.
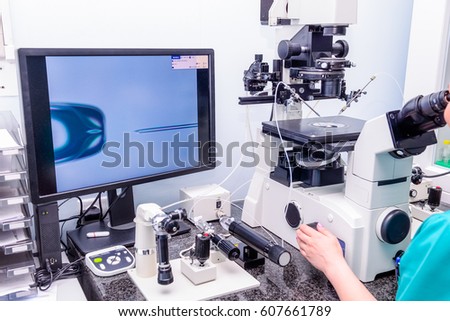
[240,0,450,282]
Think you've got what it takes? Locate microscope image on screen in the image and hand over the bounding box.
[45,55,201,194]
[50,102,106,164]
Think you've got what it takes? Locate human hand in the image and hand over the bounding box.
[296,223,346,276]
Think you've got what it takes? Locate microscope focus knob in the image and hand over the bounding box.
[278,40,308,60]
[376,208,411,244]
[332,40,349,58]
[163,220,180,235]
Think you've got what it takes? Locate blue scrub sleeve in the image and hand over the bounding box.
[396,211,450,301]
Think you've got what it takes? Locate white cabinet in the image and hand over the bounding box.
[0,111,36,300]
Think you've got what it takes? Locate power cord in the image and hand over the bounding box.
[411,165,450,184]
[34,257,84,291]
[100,187,130,220]
[423,170,450,178]
[77,192,102,227]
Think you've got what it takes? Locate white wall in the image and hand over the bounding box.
[0,0,414,212]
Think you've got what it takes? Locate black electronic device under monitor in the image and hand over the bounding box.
[18,48,215,255]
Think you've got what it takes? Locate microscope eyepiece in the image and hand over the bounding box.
[397,90,449,136]
[387,89,450,158]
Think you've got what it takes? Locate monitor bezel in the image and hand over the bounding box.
[18,47,216,205]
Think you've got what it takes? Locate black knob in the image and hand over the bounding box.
[332,40,349,58]
[211,234,240,261]
[164,220,180,234]
[278,40,304,60]
[379,209,410,244]
[285,202,302,228]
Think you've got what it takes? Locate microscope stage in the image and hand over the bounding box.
[262,115,365,145]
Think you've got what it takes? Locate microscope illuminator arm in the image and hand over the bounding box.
[261,0,358,27]
[220,216,291,267]
[240,1,359,106]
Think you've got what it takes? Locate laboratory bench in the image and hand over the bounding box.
[69,202,397,301]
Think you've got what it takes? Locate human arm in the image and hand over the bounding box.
[296,223,376,301]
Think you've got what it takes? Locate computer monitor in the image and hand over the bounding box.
[18,48,215,254]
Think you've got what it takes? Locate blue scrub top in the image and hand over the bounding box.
[396,211,450,300]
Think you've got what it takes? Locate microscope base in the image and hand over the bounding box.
[243,175,411,282]
[128,258,260,300]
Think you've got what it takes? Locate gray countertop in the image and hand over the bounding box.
[73,203,397,301]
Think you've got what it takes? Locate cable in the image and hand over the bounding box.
[412,165,450,179]
[423,170,450,178]
[76,192,102,227]
[34,257,84,291]
[373,71,405,102]
[272,82,299,248]
[59,214,80,252]
[162,92,256,212]
[57,197,83,251]
[100,187,129,220]
[179,244,195,259]
[273,82,294,190]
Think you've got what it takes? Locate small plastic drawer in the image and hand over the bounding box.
[0,228,34,255]
[0,217,31,232]
[0,204,30,232]
[0,181,29,206]
[0,274,37,301]
[0,155,26,180]
[2,240,34,255]
[0,128,23,156]
[0,251,36,280]
[0,286,37,301]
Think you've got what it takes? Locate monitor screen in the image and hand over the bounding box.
[18,48,216,204]
[18,48,215,254]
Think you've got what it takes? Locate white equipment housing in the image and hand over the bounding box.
[180,184,231,222]
[243,114,413,282]
[267,0,358,26]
